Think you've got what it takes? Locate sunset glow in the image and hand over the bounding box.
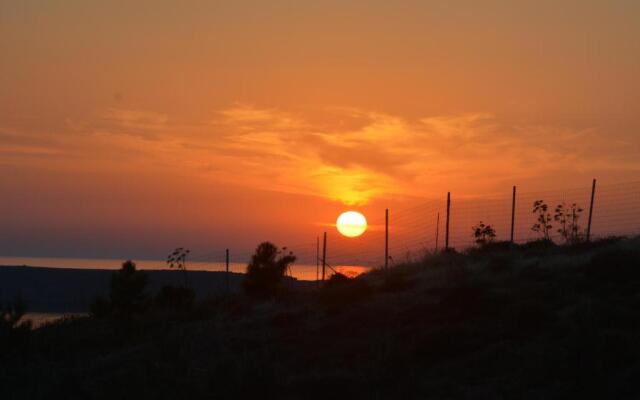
[1,1,639,260]
[2,3,639,396]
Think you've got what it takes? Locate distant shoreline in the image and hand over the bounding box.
[0,265,314,313]
[0,256,333,280]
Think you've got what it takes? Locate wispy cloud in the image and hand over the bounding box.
[198,105,637,204]
[2,105,638,204]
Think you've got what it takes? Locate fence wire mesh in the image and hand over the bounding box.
[188,180,640,280]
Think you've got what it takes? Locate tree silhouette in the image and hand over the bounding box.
[532,200,553,240]
[472,221,496,246]
[110,260,148,317]
[167,247,190,287]
[243,242,296,298]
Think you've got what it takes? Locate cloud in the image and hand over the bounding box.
[2,105,638,205]
[201,105,639,204]
[101,108,168,131]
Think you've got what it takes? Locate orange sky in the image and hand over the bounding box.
[1,1,639,260]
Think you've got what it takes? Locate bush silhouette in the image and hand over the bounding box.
[532,200,553,240]
[167,247,190,287]
[110,260,149,317]
[324,272,350,287]
[243,242,296,298]
[472,221,496,246]
[319,272,372,312]
[554,202,584,244]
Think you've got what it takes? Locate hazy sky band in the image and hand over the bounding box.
[1,1,638,259]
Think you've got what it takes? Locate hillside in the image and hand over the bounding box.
[2,237,640,399]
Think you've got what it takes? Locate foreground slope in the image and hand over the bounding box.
[2,237,640,399]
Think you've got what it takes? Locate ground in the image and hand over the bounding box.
[2,237,639,399]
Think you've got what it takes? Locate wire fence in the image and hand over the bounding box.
[186,179,640,280]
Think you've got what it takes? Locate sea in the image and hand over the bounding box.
[1,256,371,328]
[0,256,370,281]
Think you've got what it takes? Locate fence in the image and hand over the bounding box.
[187,179,640,280]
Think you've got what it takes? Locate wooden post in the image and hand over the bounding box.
[510,186,517,243]
[316,236,320,287]
[435,212,440,253]
[445,192,451,251]
[385,208,389,269]
[225,248,229,293]
[321,232,327,281]
[586,178,597,242]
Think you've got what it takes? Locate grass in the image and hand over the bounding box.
[2,236,640,399]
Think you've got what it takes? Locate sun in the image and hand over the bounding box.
[336,211,368,238]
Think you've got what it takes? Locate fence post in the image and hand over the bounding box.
[321,232,327,281]
[316,236,320,287]
[225,248,229,293]
[586,178,597,242]
[435,212,440,253]
[510,186,517,243]
[445,192,451,251]
[385,208,389,269]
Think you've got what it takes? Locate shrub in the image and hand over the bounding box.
[167,247,190,287]
[532,200,553,240]
[472,221,496,246]
[319,273,372,312]
[110,260,149,317]
[243,242,296,298]
[324,272,350,287]
[554,202,584,244]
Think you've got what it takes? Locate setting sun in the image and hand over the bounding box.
[336,211,368,238]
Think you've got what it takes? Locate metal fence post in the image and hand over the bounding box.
[586,179,597,241]
[445,192,451,250]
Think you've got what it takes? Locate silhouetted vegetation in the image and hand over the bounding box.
[472,220,496,245]
[110,260,149,317]
[554,202,584,244]
[532,200,586,244]
[243,242,296,298]
[3,237,640,399]
[90,260,149,318]
[532,199,553,239]
[167,247,190,287]
[319,272,373,312]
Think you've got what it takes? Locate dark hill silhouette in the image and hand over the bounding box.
[1,237,639,399]
[0,266,312,312]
